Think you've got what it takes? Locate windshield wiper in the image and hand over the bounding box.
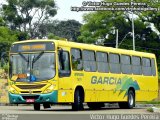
[32,51,44,66]
[18,52,28,63]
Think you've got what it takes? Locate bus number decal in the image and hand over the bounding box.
[74,73,84,76]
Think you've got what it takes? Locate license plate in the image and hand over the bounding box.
[26,99,35,103]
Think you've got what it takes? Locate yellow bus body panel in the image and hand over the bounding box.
[9,39,158,103]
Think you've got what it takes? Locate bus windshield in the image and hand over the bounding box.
[10,52,55,82]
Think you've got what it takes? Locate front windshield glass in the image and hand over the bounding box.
[10,53,55,82]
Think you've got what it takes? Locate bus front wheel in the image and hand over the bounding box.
[72,89,84,111]
[119,90,135,109]
[34,103,40,110]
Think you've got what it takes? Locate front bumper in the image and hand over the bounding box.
[9,91,58,104]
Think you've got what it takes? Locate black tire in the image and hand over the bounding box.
[87,102,104,110]
[43,103,51,109]
[119,90,135,109]
[72,89,84,111]
[34,103,40,110]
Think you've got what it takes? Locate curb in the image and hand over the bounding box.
[135,104,154,108]
[152,107,160,113]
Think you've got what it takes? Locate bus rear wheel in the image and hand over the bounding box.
[34,103,40,110]
[72,89,84,111]
[119,90,135,109]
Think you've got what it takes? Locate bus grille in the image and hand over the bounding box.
[21,91,42,94]
[22,95,40,100]
[16,84,46,89]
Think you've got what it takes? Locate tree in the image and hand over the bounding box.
[0,26,17,43]
[78,11,128,45]
[2,0,57,38]
[48,33,61,40]
[78,0,160,49]
[38,20,82,41]
[0,17,6,26]
[0,26,18,65]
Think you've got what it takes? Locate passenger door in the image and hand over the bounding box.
[58,49,73,102]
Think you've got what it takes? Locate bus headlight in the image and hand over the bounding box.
[43,85,56,93]
[8,86,18,94]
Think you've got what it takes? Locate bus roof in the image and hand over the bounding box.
[13,39,155,58]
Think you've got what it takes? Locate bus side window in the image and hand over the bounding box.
[71,48,83,70]
[142,57,152,76]
[132,56,142,75]
[121,55,132,74]
[109,53,121,73]
[151,58,156,76]
[58,51,71,77]
[96,52,109,73]
[82,50,96,72]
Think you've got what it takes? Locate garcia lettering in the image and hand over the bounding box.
[91,76,122,85]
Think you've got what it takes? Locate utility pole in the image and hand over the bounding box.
[131,0,135,50]
[116,29,118,48]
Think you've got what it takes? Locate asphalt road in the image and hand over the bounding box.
[0,104,154,114]
[0,105,159,120]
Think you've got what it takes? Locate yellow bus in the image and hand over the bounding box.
[8,39,158,110]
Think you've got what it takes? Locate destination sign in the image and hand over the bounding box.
[19,44,46,51]
[10,42,55,53]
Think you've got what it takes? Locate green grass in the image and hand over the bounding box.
[147,108,154,112]
[138,101,160,104]
[145,101,160,104]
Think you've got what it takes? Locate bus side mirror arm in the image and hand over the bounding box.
[58,48,65,71]
[77,58,81,64]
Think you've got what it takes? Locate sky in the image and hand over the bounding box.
[54,0,100,23]
[54,0,84,23]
